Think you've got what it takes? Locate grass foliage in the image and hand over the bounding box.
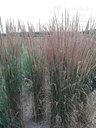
[0,14,96,128]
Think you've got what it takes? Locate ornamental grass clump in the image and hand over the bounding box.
[0,21,23,128]
[45,15,96,127]
[20,23,46,121]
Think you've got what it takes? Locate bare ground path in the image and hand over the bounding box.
[21,87,50,128]
[87,90,96,128]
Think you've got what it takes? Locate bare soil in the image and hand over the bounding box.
[21,86,50,128]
